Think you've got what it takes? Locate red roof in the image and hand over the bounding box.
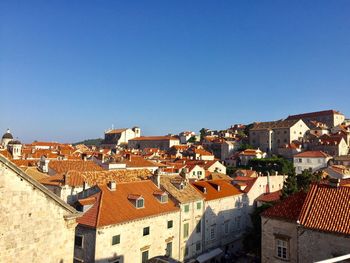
[298,184,350,235]
[294,151,330,158]
[191,180,242,201]
[256,190,282,203]
[129,136,178,141]
[261,191,307,221]
[77,181,179,227]
[262,184,350,235]
[286,110,343,120]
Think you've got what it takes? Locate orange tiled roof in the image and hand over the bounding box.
[49,160,103,173]
[77,180,179,227]
[286,110,343,120]
[294,151,331,158]
[261,191,307,221]
[105,128,127,134]
[298,184,350,235]
[256,190,282,203]
[39,169,153,187]
[191,180,242,201]
[129,136,178,141]
[263,183,350,235]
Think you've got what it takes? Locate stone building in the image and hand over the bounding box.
[293,150,332,174]
[286,109,345,128]
[128,136,180,151]
[191,180,245,258]
[101,127,141,148]
[159,175,205,262]
[0,154,80,262]
[74,180,180,263]
[249,119,309,154]
[261,183,350,263]
[1,129,13,148]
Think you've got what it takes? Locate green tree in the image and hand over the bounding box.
[247,157,294,176]
[281,170,298,198]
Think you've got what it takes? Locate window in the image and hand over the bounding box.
[197,171,202,176]
[196,202,202,210]
[136,198,144,208]
[183,222,189,238]
[166,242,172,257]
[210,226,216,240]
[196,220,201,233]
[298,158,302,163]
[75,235,83,248]
[143,227,150,236]
[141,250,149,263]
[193,171,196,176]
[224,221,229,235]
[184,204,189,213]
[307,158,311,163]
[235,216,241,230]
[112,234,120,245]
[276,238,288,260]
[167,220,173,229]
[196,242,201,251]
[160,194,168,203]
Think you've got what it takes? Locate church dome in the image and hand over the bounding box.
[2,129,13,140]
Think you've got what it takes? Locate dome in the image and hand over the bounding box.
[2,129,13,140]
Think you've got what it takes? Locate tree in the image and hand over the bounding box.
[282,169,322,198]
[247,157,294,176]
[199,128,206,142]
[281,170,298,198]
[237,143,254,151]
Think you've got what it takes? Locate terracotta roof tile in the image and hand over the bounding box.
[49,160,103,173]
[77,181,179,227]
[191,180,242,201]
[298,184,350,235]
[294,151,331,158]
[261,191,307,221]
[256,190,282,203]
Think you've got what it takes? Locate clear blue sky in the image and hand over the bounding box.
[1,1,350,143]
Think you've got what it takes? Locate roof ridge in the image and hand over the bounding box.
[95,190,103,228]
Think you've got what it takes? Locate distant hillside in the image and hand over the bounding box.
[73,138,103,146]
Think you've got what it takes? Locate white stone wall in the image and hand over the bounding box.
[293,157,328,174]
[207,162,227,174]
[179,200,205,261]
[203,194,245,252]
[187,166,206,180]
[0,162,77,263]
[76,211,181,263]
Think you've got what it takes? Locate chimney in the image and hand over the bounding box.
[108,181,117,191]
[329,178,340,188]
[203,187,207,194]
[266,171,271,193]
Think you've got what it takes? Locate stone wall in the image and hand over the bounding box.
[261,217,298,263]
[297,228,350,262]
[75,211,180,263]
[0,161,77,263]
